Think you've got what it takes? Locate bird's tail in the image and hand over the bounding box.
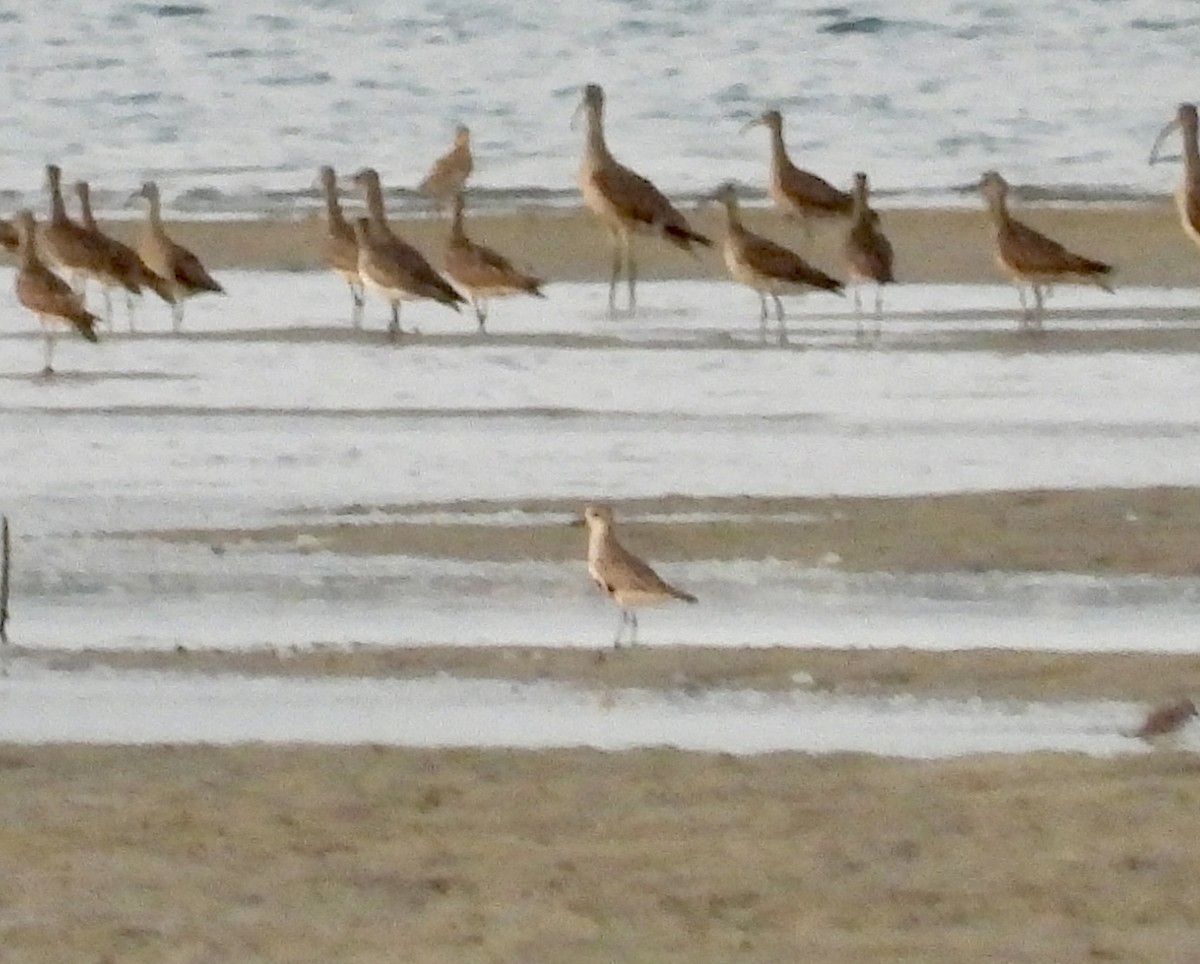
[664,223,713,251]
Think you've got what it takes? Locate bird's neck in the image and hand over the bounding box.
[583,110,612,167]
[363,181,388,230]
[323,183,347,228]
[48,176,69,225]
[78,194,98,231]
[768,127,790,174]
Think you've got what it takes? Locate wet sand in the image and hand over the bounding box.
[4,745,1200,962]
[9,234,1200,958]
[79,198,1200,287]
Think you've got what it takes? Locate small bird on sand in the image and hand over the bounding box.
[581,503,697,647]
[1133,697,1197,742]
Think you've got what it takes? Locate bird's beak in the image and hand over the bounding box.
[570,98,585,132]
[1149,118,1181,166]
[739,115,765,136]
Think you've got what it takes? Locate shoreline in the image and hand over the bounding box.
[18,200,1200,287]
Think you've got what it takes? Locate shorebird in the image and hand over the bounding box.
[1148,103,1200,255]
[742,109,855,234]
[442,192,545,332]
[710,181,843,343]
[133,181,225,331]
[316,165,364,327]
[351,167,465,339]
[842,171,895,341]
[11,210,99,374]
[40,164,114,302]
[1133,697,1197,742]
[581,503,697,647]
[978,170,1113,332]
[75,180,172,329]
[575,83,711,315]
[418,124,473,213]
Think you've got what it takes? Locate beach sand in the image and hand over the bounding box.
[9,486,1200,959]
[8,208,1200,959]
[81,198,1200,288]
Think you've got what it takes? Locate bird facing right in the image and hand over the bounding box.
[581,503,697,647]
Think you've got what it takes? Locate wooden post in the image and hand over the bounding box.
[0,516,9,644]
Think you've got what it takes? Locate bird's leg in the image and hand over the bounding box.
[1032,285,1045,332]
[126,292,138,333]
[474,297,489,334]
[1016,285,1031,330]
[626,236,637,314]
[607,233,621,317]
[171,299,185,333]
[612,609,628,648]
[853,284,864,342]
[628,611,639,646]
[773,294,787,346]
[41,325,56,376]
[388,301,402,342]
[102,288,114,330]
[350,282,364,329]
[873,286,884,342]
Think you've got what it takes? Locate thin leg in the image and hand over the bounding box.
[101,288,113,329]
[772,294,787,346]
[1016,285,1030,330]
[473,297,489,333]
[388,301,402,342]
[126,292,138,333]
[628,611,639,646]
[350,282,364,329]
[625,236,636,314]
[171,299,185,333]
[608,235,621,316]
[873,286,884,342]
[1032,285,1045,332]
[612,609,628,648]
[853,285,864,342]
[41,325,55,375]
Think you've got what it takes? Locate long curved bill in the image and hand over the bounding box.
[1149,118,1181,165]
[739,115,765,136]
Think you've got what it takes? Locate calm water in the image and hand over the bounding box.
[0,0,1194,215]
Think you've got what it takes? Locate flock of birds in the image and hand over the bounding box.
[3,88,1200,373]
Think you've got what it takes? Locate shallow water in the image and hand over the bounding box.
[0,661,1161,758]
[3,273,1200,656]
[0,1,1193,213]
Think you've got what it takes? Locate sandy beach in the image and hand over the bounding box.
[78,197,1200,288]
[7,204,1200,959]
[8,485,1200,960]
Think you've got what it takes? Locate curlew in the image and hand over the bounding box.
[842,171,895,342]
[1133,697,1197,742]
[979,170,1113,332]
[316,165,364,327]
[351,167,465,339]
[11,210,99,374]
[581,503,697,647]
[442,192,545,332]
[40,163,116,306]
[742,109,856,234]
[417,124,473,213]
[1148,103,1200,255]
[133,181,225,332]
[710,181,843,344]
[575,83,711,315]
[75,180,173,329]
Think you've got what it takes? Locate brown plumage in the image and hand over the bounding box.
[979,170,1113,332]
[1134,698,1197,741]
[134,181,225,332]
[842,171,895,341]
[1149,103,1200,255]
[0,217,17,252]
[351,167,464,340]
[576,83,711,315]
[582,503,697,647]
[316,165,364,328]
[12,209,99,374]
[743,110,857,232]
[74,180,173,329]
[442,193,545,332]
[418,124,473,212]
[711,181,843,343]
[40,164,115,301]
